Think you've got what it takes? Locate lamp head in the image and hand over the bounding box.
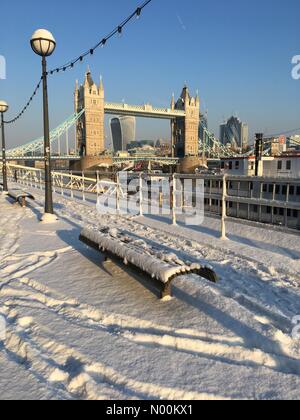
[30,29,56,57]
[0,100,9,113]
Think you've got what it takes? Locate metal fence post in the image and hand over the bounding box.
[70,171,74,199]
[172,173,177,225]
[61,174,64,196]
[116,172,120,215]
[82,171,85,202]
[139,173,143,216]
[52,173,56,193]
[221,174,228,240]
[96,171,100,205]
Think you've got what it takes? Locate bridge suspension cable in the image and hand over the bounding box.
[7,109,85,157]
[199,121,236,158]
[4,0,153,125]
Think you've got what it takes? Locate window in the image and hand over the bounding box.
[267,206,271,214]
[293,210,298,218]
[235,161,240,169]
[279,208,284,216]
[275,185,280,194]
[282,185,287,196]
[221,162,225,169]
[278,161,282,170]
[263,184,268,193]
[253,205,258,213]
[269,184,274,194]
[290,186,295,195]
[286,161,292,171]
[229,161,233,170]
[297,186,300,196]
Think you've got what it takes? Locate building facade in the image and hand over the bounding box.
[220,116,249,150]
[202,175,300,230]
[221,155,300,178]
[75,71,105,156]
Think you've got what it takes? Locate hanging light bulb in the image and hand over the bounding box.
[136,7,141,19]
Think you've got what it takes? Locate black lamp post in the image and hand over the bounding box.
[0,101,9,193]
[30,29,57,222]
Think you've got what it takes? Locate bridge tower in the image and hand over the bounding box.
[75,70,105,156]
[171,86,200,158]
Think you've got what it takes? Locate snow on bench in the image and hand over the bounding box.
[80,227,218,299]
[8,190,35,208]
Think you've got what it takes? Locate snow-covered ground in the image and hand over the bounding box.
[0,186,300,400]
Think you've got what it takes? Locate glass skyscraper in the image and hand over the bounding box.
[220,116,249,150]
[110,116,136,152]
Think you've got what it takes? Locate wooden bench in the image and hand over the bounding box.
[8,190,35,208]
[80,227,218,299]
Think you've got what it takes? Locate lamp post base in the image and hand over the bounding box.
[40,212,58,223]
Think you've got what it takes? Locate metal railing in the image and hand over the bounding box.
[3,164,300,232]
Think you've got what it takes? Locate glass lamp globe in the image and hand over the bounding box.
[0,100,9,113]
[30,29,56,57]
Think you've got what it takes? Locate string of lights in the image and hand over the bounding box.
[49,0,152,75]
[4,0,153,125]
[4,77,42,124]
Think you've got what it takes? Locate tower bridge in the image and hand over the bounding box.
[75,70,200,165]
[6,70,238,171]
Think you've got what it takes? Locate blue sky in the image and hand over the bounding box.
[0,0,300,148]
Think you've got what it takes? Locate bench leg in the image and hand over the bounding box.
[198,267,218,283]
[160,281,172,300]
